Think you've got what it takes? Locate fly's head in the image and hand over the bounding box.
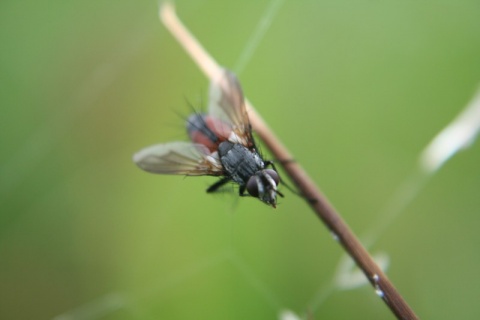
[246,169,280,208]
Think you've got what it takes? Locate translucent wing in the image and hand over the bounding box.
[208,69,253,145]
[133,141,223,176]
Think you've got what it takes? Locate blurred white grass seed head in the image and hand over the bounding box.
[335,252,390,290]
[420,88,480,173]
[279,310,302,320]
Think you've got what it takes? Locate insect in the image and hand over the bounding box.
[133,69,283,207]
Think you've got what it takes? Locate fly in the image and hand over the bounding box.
[133,69,282,207]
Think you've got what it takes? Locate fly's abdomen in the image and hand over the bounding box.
[218,141,264,184]
[187,114,232,152]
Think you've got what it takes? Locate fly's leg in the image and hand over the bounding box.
[206,177,231,193]
[239,185,250,197]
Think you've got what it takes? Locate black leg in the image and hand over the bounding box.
[206,177,231,193]
[239,185,249,197]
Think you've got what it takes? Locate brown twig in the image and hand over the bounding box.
[159,3,419,319]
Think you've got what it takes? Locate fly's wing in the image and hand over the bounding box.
[208,69,253,147]
[133,141,223,176]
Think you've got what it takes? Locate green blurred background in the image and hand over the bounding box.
[1,1,480,319]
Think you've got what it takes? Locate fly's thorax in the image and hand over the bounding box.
[218,141,264,185]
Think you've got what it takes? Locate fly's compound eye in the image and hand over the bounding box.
[246,169,280,199]
[264,169,279,186]
[246,176,260,197]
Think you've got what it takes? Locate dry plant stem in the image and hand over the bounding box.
[160,3,418,320]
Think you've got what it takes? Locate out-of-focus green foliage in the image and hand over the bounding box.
[1,1,480,319]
